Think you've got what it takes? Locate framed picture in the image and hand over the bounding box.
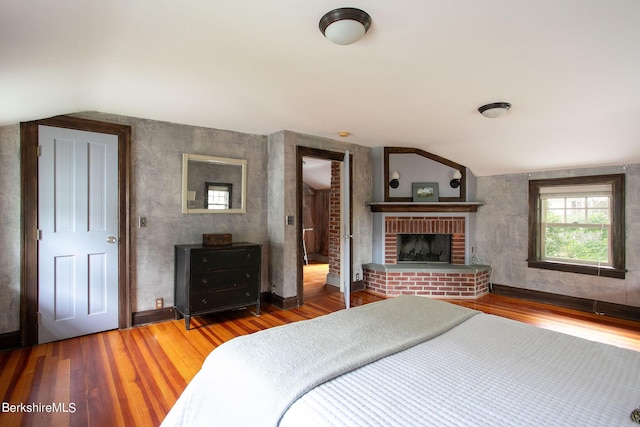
[412,182,439,202]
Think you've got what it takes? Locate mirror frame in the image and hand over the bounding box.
[182,153,247,214]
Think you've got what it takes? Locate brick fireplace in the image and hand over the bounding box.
[384,216,465,264]
[364,213,490,299]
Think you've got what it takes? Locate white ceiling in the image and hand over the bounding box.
[2,1,640,176]
[303,157,332,190]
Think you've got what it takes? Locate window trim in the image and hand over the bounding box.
[528,174,625,279]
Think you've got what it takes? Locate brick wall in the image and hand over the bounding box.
[328,161,341,276]
[364,267,490,298]
[384,216,465,264]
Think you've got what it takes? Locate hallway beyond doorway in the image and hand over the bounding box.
[303,262,337,301]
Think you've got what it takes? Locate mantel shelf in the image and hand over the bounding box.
[367,202,483,213]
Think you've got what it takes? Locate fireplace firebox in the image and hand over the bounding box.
[397,234,451,263]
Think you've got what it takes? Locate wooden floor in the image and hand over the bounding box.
[303,262,336,301]
[1,289,638,427]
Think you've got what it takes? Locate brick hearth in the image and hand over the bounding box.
[364,264,491,298]
[365,214,490,299]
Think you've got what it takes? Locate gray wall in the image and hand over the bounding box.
[268,131,373,299]
[475,164,640,308]
[75,112,271,314]
[0,113,270,334]
[0,124,21,333]
[0,113,375,334]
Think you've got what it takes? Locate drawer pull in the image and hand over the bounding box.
[246,253,252,259]
[201,298,208,304]
[233,283,237,287]
[246,273,251,278]
[201,278,208,284]
[245,292,250,297]
[201,257,208,264]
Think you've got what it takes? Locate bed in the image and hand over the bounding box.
[161,296,640,426]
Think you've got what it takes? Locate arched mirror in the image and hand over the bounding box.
[182,153,247,214]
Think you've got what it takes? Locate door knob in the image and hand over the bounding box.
[107,236,117,244]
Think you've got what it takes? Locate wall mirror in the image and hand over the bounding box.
[182,153,247,214]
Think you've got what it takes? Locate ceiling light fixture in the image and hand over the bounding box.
[478,102,511,118]
[319,7,371,45]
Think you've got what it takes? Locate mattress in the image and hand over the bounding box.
[162,296,640,426]
[280,313,640,426]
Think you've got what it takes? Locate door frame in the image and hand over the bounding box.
[20,116,132,347]
[296,146,352,305]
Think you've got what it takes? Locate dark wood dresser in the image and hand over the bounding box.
[174,242,261,330]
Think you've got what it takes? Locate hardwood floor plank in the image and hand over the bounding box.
[104,330,151,427]
[0,291,638,427]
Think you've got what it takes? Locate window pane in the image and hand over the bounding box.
[587,209,609,224]
[544,226,609,264]
[565,208,586,224]
[587,197,609,208]
[566,197,586,208]
[545,209,565,222]
[545,198,565,209]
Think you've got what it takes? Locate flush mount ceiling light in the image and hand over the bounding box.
[478,102,512,118]
[319,7,371,45]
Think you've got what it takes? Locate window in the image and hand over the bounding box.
[205,182,232,210]
[528,174,625,278]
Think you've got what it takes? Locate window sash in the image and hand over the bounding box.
[541,195,611,225]
[540,223,612,267]
[527,174,625,279]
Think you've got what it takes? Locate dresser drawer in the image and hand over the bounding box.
[191,287,258,313]
[190,266,258,292]
[190,247,260,272]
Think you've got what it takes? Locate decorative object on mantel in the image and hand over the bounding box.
[389,171,400,188]
[203,233,232,246]
[478,102,511,118]
[412,182,439,202]
[449,170,462,188]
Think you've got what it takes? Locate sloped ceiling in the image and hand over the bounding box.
[2,1,640,176]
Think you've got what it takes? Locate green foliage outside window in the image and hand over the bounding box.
[544,226,608,264]
[542,196,610,265]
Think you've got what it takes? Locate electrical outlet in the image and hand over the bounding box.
[155,298,163,309]
[139,217,147,228]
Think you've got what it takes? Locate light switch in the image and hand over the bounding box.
[139,217,147,227]
[286,215,294,225]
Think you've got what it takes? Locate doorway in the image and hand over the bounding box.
[301,156,332,301]
[296,147,352,306]
[20,116,131,346]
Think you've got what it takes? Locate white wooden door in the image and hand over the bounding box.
[340,150,352,309]
[38,125,119,344]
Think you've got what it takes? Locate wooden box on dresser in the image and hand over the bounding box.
[174,242,261,330]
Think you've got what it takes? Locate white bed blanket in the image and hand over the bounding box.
[161,296,478,427]
[280,312,640,427]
